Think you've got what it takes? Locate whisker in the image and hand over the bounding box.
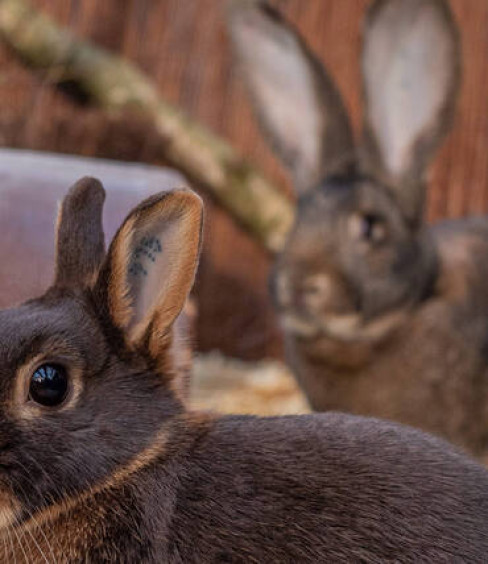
[6,524,18,564]
[11,490,51,564]
[11,521,29,564]
[22,523,50,564]
[9,469,57,563]
[2,528,8,562]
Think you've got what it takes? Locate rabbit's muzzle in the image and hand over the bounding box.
[271,270,346,338]
[273,271,331,310]
[271,268,406,342]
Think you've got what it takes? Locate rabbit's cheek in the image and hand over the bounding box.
[320,313,361,340]
[280,313,320,338]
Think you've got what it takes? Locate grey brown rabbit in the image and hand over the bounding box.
[227,0,488,458]
[1,176,488,561]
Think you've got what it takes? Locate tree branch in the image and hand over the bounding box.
[0,0,294,253]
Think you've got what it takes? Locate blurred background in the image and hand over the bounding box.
[0,0,487,366]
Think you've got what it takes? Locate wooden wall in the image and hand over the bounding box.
[1,0,487,359]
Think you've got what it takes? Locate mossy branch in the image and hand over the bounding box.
[0,0,294,253]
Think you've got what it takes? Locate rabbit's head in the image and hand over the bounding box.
[0,178,202,529]
[228,0,460,342]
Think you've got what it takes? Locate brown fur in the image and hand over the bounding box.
[0,177,488,561]
[226,0,488,457]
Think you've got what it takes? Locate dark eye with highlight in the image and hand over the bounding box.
[29,364,69,407]
[349,213,387,244]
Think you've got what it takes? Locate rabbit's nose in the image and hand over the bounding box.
[298,275,333,311]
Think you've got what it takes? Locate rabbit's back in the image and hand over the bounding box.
[167,413,488,562]
[286,311,488,457]
[433,216,488,311]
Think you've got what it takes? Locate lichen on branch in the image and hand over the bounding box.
[0,0,294,253]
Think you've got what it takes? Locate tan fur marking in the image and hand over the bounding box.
[0,494,21,531]
[109,215,138,330]
[17,412,214,534]
[167,302,195,405]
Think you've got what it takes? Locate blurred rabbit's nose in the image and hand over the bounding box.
[298,275,333,311]
[273,271,334,311]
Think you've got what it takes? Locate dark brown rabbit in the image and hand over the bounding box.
[227,0,488,458]
[1,177,488,562]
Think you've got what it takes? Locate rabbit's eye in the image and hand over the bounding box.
[29,364,69,407]
[349,213,387,244]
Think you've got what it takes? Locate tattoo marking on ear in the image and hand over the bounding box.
[128,237,162,278]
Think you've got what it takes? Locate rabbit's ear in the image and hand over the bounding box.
[96,189,203,353]
[361,0,460,224]
[54,177,106,288]
[227,0,355,195]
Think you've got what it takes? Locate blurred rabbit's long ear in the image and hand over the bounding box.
[361,0,460,224]
[54,177,106,288]
[227,0,355,196]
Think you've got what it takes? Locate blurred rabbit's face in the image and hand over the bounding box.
[228,0,459,343]
[271,178,437,341]
[0,288,182,530]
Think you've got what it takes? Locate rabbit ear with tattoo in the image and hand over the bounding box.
[227,0,488,459]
